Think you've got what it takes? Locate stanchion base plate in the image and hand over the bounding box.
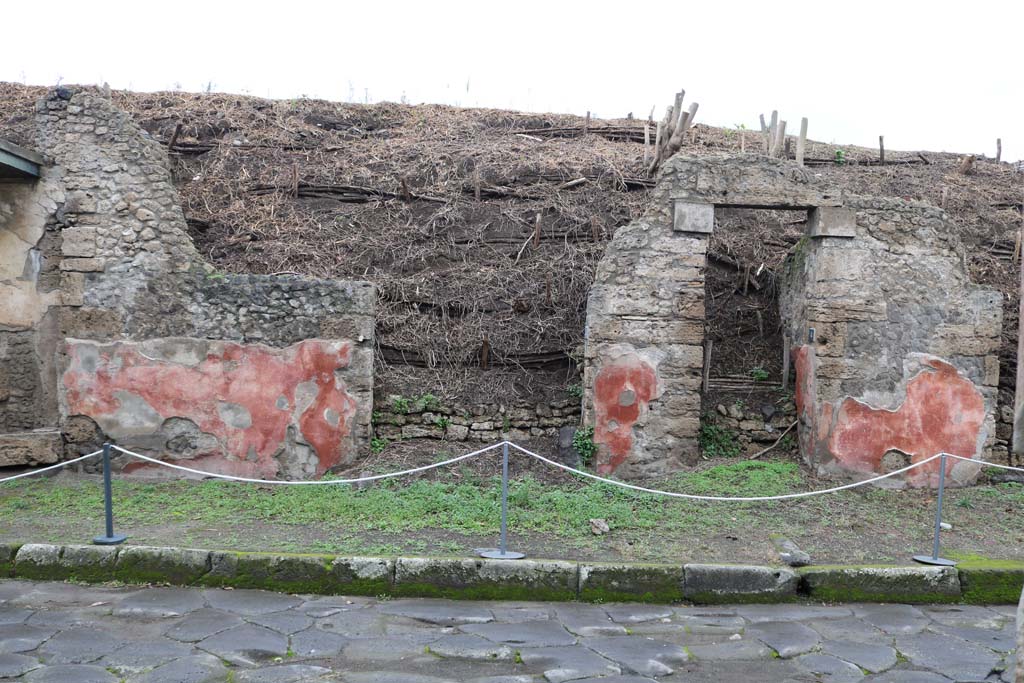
[478,549,526,559]
[912,554,957,566]
[93,535,127,546]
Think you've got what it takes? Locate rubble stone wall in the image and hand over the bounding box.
[585,154,1002,484]
[1,86,375,477]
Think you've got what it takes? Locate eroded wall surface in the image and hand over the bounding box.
[4,86,375,477]
[781,197,1001,485]
[586,154,1001,483]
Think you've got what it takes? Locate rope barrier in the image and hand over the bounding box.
[506,442,954,502]
[0,449,103,485]
[943,452,1024,474]
[109,442,503,485]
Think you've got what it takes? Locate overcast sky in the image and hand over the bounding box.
[3,0,1022,161]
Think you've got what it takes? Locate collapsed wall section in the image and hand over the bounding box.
[7,86,375,477]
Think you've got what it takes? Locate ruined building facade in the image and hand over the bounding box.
[1,87,374,477]
[0,88,1004,484]
[584,155,1001,484]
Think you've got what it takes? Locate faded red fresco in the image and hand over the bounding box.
[593,355,657,474]
[62,339,357,478]
[794,346,984,486]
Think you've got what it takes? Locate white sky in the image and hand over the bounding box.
[3,0,1022,161]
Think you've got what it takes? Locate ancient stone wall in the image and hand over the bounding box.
[372,395,581,445]
[585,154,1002,484]
[779,197,1001,486]
[1,86,375,477]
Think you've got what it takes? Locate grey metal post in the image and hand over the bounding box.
[913,453,955,566]
[478,442,525,559]
[93,443,127,545]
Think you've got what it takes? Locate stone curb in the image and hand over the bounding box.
[2,543,1021,604]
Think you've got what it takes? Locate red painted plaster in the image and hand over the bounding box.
[62,339,358,478]
[593,355,657,474]
[828,358,984,486]
[794,346,984,486]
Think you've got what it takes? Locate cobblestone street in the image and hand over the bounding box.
[0,580,1017,682]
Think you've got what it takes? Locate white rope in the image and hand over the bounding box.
[0,449,103,484]
[506,442,948,502]
[110,442,502,485]
[943,452,1024,474]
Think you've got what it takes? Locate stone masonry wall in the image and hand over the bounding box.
[586,154,1000,484]
[372,395,581,445]
[2,86,376,478]
[780,197,1001,486]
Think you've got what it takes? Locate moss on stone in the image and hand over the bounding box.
[388,581,575,601]
[0,543,23,578]
[951,555,1024,604]
[798,565,961,604]
[579,563,684,604]
[199,551,393,596]
[112,546,209,585]
[392,558,578,601]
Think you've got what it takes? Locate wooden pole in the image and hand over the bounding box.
[1014,234,1024,458]
[770,120,787,158]
[473,167,481,202]
[796,117,808,166]
[879,135,885,164]
[532,212,541,249]
[766,111,778,154]
[997,138,1002,163]
[741,131,746,153]
[759,113,767,133]
[584,111,590,135]
[643,124,650,166]
[167,122,183,151]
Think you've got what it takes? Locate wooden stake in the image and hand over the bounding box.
[545,274,553,306]
[996,138,1002,163]
[782,334,791,389]
[759,113,767,133]
[796,117,808,166]
[643,124,650,166]
[532,212,541,249]
[740,131,746,153]
[584,111,590,135]
[480,335,490,370]
[591,216,601,241]
[473,167,481,202]
[941,187,949,208]
[702,339,713,394]
[879,135,885,164]
[167,122,183,151]
[291,163,299,198]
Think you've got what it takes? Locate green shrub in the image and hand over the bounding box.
[567,383,583,400]
[749,367,769,382]
[572,427,597,466]
[699,423,742,458]
[391,396,410,414]
[370,438,388,454]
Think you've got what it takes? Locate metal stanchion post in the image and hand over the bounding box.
[93,443,127,545]
[913,453,955,566]
[479,442,525,559]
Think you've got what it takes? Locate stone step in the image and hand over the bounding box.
[0,429,63,467]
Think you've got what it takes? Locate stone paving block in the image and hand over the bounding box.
[732,603,852,623]
[36,626,121,664]
[578,562,684,603]
[601,603,674,624]
[683,563,798,603]
[488,605,553,623]
[248,608,315,634]
[131,652,229,683]
[426,634,515,660]
[23,663,118,682]
[0,605,33,625]
[0,653,42,678]
[164,608,244,642]
[196,623,289,666]
[853,604,931,635]
[796,653,865,682]
[800,566,961,603]
[290,626,348,657]
[810,617,886,643]
[861,672,954,683]
[315,609,387,638]
[113,545,210,585]
[933,622,1017,652]
[581,636,689,677]
[394,557,579,601]
[921,604,1007,629]
[822,638,898,673]
[343,634,441,661]
[569,677,658,683]
[462,620,577,647]
[113,586,205,617]
[519,645,621,682]
[746,621,821,658]
[237,664,334,682]
[203,587,302,615]
[554,604,627,637]
[96,637,194,673]
[0,623,58,652]
[378,598,494,625]
[894,631,1003,682]
[685,639,773,660]
[341,674,454,683]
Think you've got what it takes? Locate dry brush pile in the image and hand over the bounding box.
[1,83,1020,408]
